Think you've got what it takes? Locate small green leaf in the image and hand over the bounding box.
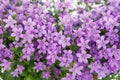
[24,75,33,80]
[8,36,15,41]
[116,75,120,80]
[12,15,16,20]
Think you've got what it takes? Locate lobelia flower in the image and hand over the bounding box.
[17,13,26,22]
[59,50,73,67]
[73,28,85,38]
[11,65,24,77]
[11,69,19,77]
[33,62,46,72]
[87,25,100,40]
[58,35,70,48]
[54,0,65,11]
[22,0,31,4]
[8,10,16,16]
[11,25,23,41]
[45,30,54,40]
[0,48,13,61]
[96,48,110,60]
[53,67,60,76]
[3,15,17,29]
[106,29,119,45]
[47,41,61,54]
[53,31,63,41]
[61,73,73,80]
[36,24,46,37]
[46,51,58,64]
[108,58,119,68]
[96,36,109,49]
[20,43,35,61]
[96,66,109,78]
[64,25,73,35]
[37,38,48,54]
[76,71,93,80]
[77,37,90,50]
[23,18,36,32]
[21,32,34,43]
[42,71,50,79]
[59,13,74,25]
[89,61,102,73]
[3,48,13,59]
[0,59,11,71]
[34,52,43,61]
[76,50,91,64]
[69,63,83,79]
[107,45,120,60]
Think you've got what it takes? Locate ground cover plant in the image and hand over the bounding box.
[0,0,120,80]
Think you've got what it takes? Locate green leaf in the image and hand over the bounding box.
[8,36,15,41]
[0,71,16,80]
[100,74,116,80]
[58,67,69,79]
[1,21,6,28]
[12,15,16,20]
[24,75,33,80]
[116,75,120,80]
[100,29,107,36]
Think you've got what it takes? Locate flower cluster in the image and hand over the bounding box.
[0,0,120,80]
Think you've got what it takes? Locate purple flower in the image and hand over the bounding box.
[108,58,119,68]
[69,63,83,78]
[33,62,46,72]
[0,59,11,71]
[77,38,90,50]
[53,31,63,41]
[47,42,61,54]
[11,65,24,77]
[59,14,73,27]
[37,39,48,54]
[0,0,120,79]
[97,67,109,78]
[20,43,35,61]
[96,36,109,49]
[89,61,102,73]
[42,71,50,79]
[36,24,46,37]
[23,18,36,32]
[46,51,58,64]
[53,67,60,76]
[11,25,23,41]
[61,73,73,80]
[21,32,34,43]
[45,30,54,40]
[11,69,19,77]
[58,36,70,48]
[22,0,31,4]
[3,15,16,28]
[87,25,100,40]
[77,71,93,80]
[8,10,16,16]
[76,50,91,63]
[0,48,13,61]
[59,50,73,67]
[73,28,85,38]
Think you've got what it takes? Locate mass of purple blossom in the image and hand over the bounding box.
[0,0,120,80]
